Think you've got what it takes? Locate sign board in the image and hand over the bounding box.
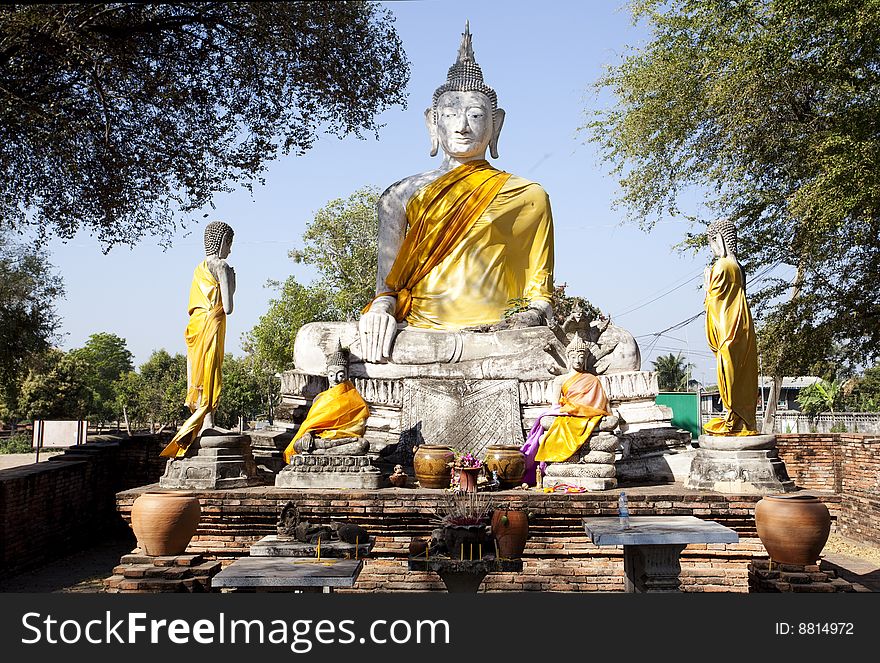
[32,420,88,449]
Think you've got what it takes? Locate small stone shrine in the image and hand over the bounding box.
[686,218,793,494]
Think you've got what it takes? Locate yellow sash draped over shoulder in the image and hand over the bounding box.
[282,381,370,464]
[368,160,554,329]
[161,260,226,458]
[704,256,759,436]
[536,372,611,462]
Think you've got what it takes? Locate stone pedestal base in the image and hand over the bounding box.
[103,552,221,593]
[685,435,795,494]
[543,462,617,491]
[275,454,384,489]
[160,433,262,490]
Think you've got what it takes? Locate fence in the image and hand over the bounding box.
[699,411,880,434]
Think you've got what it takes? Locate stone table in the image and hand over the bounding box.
[407,556,523,593]
[582,516,738,593]
[249,535,374,559]
[212,557,362,593]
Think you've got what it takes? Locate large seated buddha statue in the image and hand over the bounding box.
[295,25,637,383]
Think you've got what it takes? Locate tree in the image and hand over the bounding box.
[70,332,133,426]
[797,378,843,423]
[842,365,880,411]
[1,3,409,249]
[587,0,880,398]
[651,352,694,392]
[214,354,270,429]
[245,186,380,372]
[0,232,64,420]
[16,350,94,420]
[138,350,188,431]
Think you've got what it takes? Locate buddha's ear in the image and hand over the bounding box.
[489,108,505,159]
[425,107,439,157]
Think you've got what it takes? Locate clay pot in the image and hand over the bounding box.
[457,467,481,493]
[442,525,488,558]
[484,445,526,489]
[755,494,831,565]
[413,445,455,489]
[491,509,529,559]
[131,490,201,556]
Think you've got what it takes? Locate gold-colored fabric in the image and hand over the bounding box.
[536,372,611,462]
[161,261,226,458]
[282,381,370,464]
[367,160,554,329]
[704,256,759,435]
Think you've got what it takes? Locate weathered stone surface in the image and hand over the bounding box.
[275,454,383,489]
[698,433,777,451]
[685,444,796,494]
[542,476,617,491]
[543,463,616,478]
[399,378,524,456]
[160,434,262,489]
[585,432,622,453]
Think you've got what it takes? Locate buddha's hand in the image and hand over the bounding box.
[510,307,546,329]
[358,295,397,363]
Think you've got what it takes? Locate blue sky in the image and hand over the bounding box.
[45,0,721,384]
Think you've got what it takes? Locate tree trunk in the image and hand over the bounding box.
[761,375,782,433]
[122,405,132,436]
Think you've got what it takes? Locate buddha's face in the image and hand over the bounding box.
[434,91,494,159]
[567,349,586,371]
[708,232,726,258]
[218,233,233,259]
[327,365,347,386]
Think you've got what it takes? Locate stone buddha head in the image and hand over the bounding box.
[707,217,737,259]
[426,23,505,160]
[204,221,234,259]
[326,340,350,386]
[565,335,588,372]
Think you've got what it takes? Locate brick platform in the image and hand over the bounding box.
[748,559,855,593]
[115,484,841,593]
[103,552,221,593]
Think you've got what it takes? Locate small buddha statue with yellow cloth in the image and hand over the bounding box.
[161,221,236,458]
[282,340,370,465]
[703,218,759,436]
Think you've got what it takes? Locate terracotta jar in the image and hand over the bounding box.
[484,445,526,489]
[754,494,831,565]
[131,490,201,556]
[491,509,529,559]
[413,445,455,489]
[457,467,481,493]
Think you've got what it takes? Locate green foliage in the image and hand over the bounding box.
[0,433,32,454]
[797,379,843,418]
[830,422,848,433]
[114,350,188,431]
[550,283,602,323]
[0,232,64,418]
[652,352,695,392]
[587,0,880,373]
[502,298,532,320]
[214,354,276,428]
[0,3,409,249]
[70,332,134,425]
[245,187,380,372]
[16,350,94,420]
[841,365,880,411]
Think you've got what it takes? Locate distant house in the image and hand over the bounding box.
[700,376,822,414]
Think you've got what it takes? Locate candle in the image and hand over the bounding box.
[494,538,500,559]
[460,544,464,561]
[317,536,321,561]
[479,543,482,560]
[470,543,473,561]
[355,536,359,561]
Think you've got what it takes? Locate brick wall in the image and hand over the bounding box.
[0,434,167,578]
[116,487,840,593]
[777,433,880,546]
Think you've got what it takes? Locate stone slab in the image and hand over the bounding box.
[685,448,796,494]
[275,468,384,489]
[582,516,739,546]
[543,476,617,491]
[212,557,362,588]
[249,535,374,558]
[698,433,777,451]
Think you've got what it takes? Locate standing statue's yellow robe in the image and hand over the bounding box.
[161,261,226,458]
[536,372,611,462]
[369,160,555,328]
[282,381,370,464]
[704,256,759,435]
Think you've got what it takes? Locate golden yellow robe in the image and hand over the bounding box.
[704,256,759,435]
[282,381,370,464]
[161,260,226,458]
[536,372,611,462]
[370,160,554,329]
